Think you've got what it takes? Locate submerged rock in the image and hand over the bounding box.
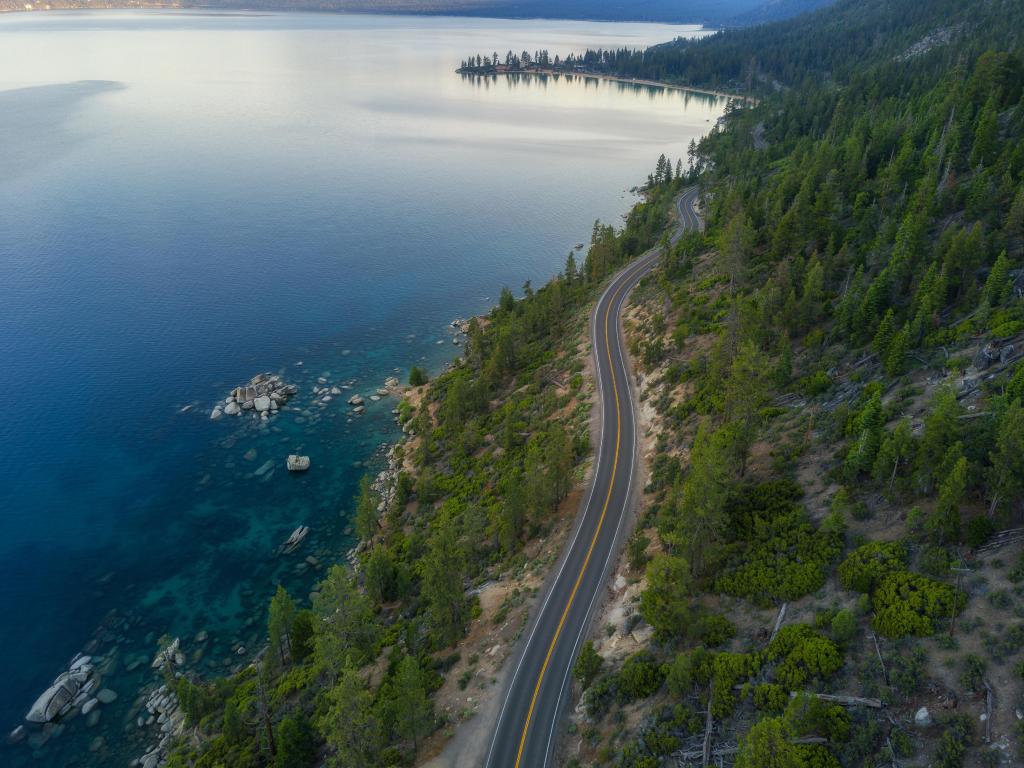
[278,525,310,555]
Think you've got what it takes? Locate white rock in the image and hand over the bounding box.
[81,698,99,715]
[254,395,271,413]
[224,402,240,416]
[286,455,310,472]
[915,706,932,727]
[209,407,223,420]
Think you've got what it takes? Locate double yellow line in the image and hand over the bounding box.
[513,252,651,766]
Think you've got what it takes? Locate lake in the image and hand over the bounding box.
[0,10,723,764]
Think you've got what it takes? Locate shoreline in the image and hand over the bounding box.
[456,67,758,104]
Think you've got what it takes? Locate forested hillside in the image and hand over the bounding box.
[474,0,1024,95]
[559,0,1024,766]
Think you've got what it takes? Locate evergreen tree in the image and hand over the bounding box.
[313,566,379,674]
[354,475,381,542]
[983,250,1012,307]
[389,656,433,752]
[320,667,382,768]
[420,512,469,647]
[268,584,297,668]
[988,399,1024,515]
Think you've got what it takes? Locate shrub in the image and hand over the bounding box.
[918,545,951,577]
[966,517,997,549]
[584,675,615,718]
[933,714,972,768]
[872,572,964,638]
[830,609,857,644]
[710,652,762,718]
[837,541,907,594]
[753,683,788,713]
[716,480,842,606]
[960,654,986,693]
[768,625,843,690]
[616,652,665,703]
[573,641,603,690]
[890,643,927,694]
[693,612,736,648]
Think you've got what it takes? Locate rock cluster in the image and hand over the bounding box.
[131,683,185,768]
[24,655,100,724]
[974,341,1016,371]
[210,373,297,422]
[152,637,185,670]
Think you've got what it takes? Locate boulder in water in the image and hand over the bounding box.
[286,455,310,472]
[25,669,90,723]
[278,525,310,555]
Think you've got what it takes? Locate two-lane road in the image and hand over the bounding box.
[485,187,703,768]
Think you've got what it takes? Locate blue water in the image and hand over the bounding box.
[0,10,723,764]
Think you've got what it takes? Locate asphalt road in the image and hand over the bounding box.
[484,186,704,768]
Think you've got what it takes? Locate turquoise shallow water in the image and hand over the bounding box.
[0,10,724,764]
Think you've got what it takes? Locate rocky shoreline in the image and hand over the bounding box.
[9,319,467,766]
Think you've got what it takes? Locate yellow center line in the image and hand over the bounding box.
[513,259,640,767]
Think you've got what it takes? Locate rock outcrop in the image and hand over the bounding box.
[213,373,296,421]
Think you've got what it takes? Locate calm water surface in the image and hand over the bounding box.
[0,11,723,764]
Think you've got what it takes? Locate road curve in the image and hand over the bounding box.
[484,187,704,768]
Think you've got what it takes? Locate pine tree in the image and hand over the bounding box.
[872,308,896,359]
[312,565,378,674]
[420,512,468,647]
[970,95,999,167]
[354,475,381,542]
[884,323,910,376]
[320,667,382,768]
[390,656,433,752]
[988,400,1024,515]
[983,250,1012,307]
[268,585,296,668]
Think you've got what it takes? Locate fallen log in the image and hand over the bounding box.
[789,691,883,708]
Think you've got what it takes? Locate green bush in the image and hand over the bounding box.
[753,683,788,713]
[616,651,665,703]
[933,713,972,768]
[573,641,603,690]
[710,652,762,717]
[830,609,857,644]
[716,480,842,606]
[837,541,907,593]
[966,517,996,549]
[767,625,843,690]
[693,612,736,648]
[872,572,964,638]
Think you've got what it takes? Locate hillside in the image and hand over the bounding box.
[551,0,1024,766]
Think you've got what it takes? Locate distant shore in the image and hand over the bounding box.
[456,66,757,104]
